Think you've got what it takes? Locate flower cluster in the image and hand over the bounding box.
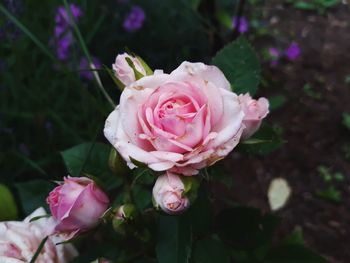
[105,53,269,214]
[0,53,269,262]
[232,16,249,34]
[54,4,82,61]
[268,42,301,66]
[123,6,146,32]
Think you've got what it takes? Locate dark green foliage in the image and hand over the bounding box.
[212,37,261,95]
[61,142,122,190]
[156,216,192,263]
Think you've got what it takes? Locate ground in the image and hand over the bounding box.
[223,3,350,262]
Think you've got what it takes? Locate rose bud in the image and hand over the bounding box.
[0,207,78,263]
[112,204,137,234]
[152,172,199,215]
[47,176,110,237]
[238,93,269,139]
[112,53,146,86]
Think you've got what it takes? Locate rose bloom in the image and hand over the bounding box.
[104,61,245,175]
[47,177,110,237]
[238,93,269,139]
[0,207,77,263]
[112,53,146,86]
[152,172,189,215]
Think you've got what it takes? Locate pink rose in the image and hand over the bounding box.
[238,93,269,139]
[0,207,77,263]
[47,177,109,237]
[112,53,146,86]
[152,172,190,215]
[104,61,245,175]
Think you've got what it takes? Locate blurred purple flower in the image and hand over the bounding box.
[19,143,30,156]
[56,33,74,60]
[54,4,82,61]
[232,16,249,33]
[285,42,301,61]
[123,6,146,32]
[79,57,102,80]
[0,0,23,40]
[45,121,54,135]
[55,4,82,26]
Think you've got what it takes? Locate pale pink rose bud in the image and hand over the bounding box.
[152,172,191,215]
[0,207,78,263]
[112,53,146,86]
[47,176,110,237]
[238,93,269,139]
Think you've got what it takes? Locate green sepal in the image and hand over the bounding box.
[108,148,129,177]
[125,57,145,80]
[103,65,125,91]
[129,156,148,168]
[136,55,153,76]
[181,176,200,203]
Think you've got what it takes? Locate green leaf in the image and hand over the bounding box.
[183,186,212,236]
[212,37,261,95]
[342,113,350,130]
[283,228,304,246]
[216,10,233,29]
[264,244,326,263]
[156,215,192,263]
[194,236,230,263]
[303,84,321,100]
[132,185,152,210]
[294,1,315,10]
[238,124,285,155]
[132,168,155,186]
[217,206,280,250]
[344,75,350,84]
[316,186,342,203]
[15,180,53,215]
[0,184,18,220]
[61,143,122,191]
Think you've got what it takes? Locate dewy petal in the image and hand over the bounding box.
[171,61,231,91]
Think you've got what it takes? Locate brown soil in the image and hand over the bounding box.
[223,3,350,262]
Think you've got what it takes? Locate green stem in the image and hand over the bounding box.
[62,0,116,109]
